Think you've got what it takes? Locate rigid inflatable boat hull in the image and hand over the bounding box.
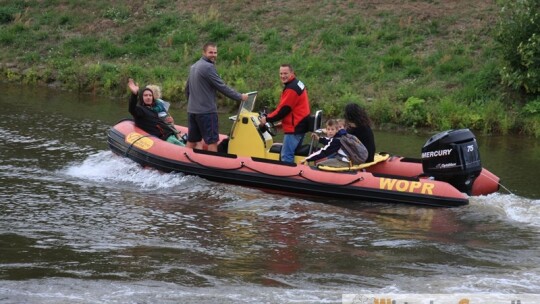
[107,120,500,207]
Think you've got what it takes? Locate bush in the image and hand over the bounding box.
[481,99,514,135]
[368,98,399,126]
[429,97,483,131]
[401,96,427,128]
[496,0,540,95]
[0,5,22,24]
[521,98,540,137]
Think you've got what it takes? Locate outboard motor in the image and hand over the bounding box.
[421,129,482,194]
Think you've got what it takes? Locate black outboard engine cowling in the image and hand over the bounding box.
[421,129,482,194]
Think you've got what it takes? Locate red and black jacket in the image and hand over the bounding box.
[266,77,311,134]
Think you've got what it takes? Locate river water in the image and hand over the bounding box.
[1,84,539,303]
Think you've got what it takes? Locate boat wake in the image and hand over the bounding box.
[63,150,191,191]
[62,151,263,202]
[469,193,540,229]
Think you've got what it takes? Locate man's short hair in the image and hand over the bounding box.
[203,42,217,51]
[280,63,294,72]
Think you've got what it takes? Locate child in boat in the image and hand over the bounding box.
[146,84,183,142]
[337,118,346,130]
[301,119,348,165]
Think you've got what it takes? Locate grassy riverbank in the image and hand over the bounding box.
[0,0,538,137]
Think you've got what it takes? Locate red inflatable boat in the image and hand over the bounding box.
[107,115,500,207]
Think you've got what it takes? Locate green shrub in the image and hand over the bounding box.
[429,97,482,130]
[161,78,187,103]
[0,5,20,24]
[481,99,514,135]
[522,116,540,138]
[100,63,121,91]
[401,96,427,128]
[120,65,144,81]
[455,61,500,102]
[497,0,540,94]
[368,98,399,126]
[522,98,540,116]
[520,98,540,137]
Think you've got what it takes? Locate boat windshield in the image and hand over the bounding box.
[240,91,257,114]
[229,91,257,121]
[229,91,258,135]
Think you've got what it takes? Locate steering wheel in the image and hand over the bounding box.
[258,108,277,136]
[263,121,277,136]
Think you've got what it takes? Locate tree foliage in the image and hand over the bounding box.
[497,0,540,95]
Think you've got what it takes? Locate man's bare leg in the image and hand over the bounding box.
[207,143,217,152]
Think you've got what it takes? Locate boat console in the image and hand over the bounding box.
[227,92,322,163]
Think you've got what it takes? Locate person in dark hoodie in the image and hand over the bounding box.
[127,78,184,146]
[259,64,311,163]
[300,119,347,165]
[344,103,376,163]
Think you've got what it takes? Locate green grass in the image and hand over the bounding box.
[0,0,538,137]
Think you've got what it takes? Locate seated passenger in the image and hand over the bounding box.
[146,84,182,141]
[344,103,376,162]
[127,78,184,146]
[301,119,347,165]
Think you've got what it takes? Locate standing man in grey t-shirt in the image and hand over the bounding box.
[185,42,248,152]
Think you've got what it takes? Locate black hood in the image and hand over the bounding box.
[138,88,155,106]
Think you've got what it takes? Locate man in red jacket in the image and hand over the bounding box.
[260,64,311,163]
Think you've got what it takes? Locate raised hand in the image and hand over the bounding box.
[127,78,139,95]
